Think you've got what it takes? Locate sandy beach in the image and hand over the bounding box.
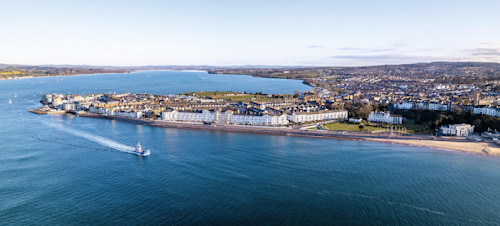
[366,137,500,156]
[78,112,500,157]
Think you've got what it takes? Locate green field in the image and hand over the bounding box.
[323,121,430,134]
[323,122,381,132]
[182,91,284,102]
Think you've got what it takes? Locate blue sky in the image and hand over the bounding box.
[1,0,499,66]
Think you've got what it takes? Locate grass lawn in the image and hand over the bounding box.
[323,122,381,132]
[323,121,431,134]
[182,91,278,102]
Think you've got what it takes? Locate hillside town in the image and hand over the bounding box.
[209,63,500,133]
[210,63,499,113]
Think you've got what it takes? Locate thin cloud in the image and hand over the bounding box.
[480,41,500,45]
[470,48,500,56]
[338,47,364,51]
[338,47,398,53]
[391,41,409,48]
[364,48,397,53]
[332,54,411,60]
[331,54,442,64]
[308,45,326,49]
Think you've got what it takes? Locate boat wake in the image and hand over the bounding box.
[42,122,135,154]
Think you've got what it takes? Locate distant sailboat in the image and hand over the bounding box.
[9,99,12,104]
[14,92,17,98]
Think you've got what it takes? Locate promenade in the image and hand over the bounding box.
[78,113,500,157]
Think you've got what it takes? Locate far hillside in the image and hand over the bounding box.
[0,64,129,79]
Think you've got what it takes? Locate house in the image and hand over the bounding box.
[367,111,403,124]
[287,110,348,123]
[439,124,475,137]
[473,106,500,117]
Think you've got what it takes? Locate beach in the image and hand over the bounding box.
[366,137,500,156]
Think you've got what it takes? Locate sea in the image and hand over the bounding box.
[1,70,499,225]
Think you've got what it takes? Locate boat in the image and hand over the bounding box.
[132,142,150,156]
[9,99,12,104]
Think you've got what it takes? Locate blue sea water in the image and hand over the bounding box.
[1,70,500,225]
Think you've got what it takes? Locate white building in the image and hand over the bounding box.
[435,84,450,90]
[161,110,203,122]
[439,124,475,137]
[394,102,414,110]
[88,106,142,119]
[428,102,448,111]
[473,107,500,117]
[161,110,289,126]
[287,110,348,123]
[115,111,142,119]
[62,103,76,111]
[230,114,288,125]
[367,111,403,124]
[393,101,448,111]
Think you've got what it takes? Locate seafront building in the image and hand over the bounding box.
[367,111,403,124]
[161,110,235,124]
[439,124,475,137]
[160,109,346,126]
[287,110,348,123]
[229,113,289,125]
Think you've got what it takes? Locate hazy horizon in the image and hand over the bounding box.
[1,0,499,66]
[3,61,500,69]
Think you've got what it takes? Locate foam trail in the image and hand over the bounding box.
[43,121,135,153]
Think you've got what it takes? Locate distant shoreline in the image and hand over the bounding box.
[0,71,132,80]
[77,113,500,157]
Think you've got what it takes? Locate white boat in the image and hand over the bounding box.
[9,99,12,104]
[132,142,150,156]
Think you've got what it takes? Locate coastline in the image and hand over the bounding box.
[0,71,131,81]
[77,113,500,157]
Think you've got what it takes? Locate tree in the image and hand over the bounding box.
[359,125,364,131]
[356,103,373,119]
[377,104,388,112]
[472,119,483,132]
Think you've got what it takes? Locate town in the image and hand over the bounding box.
[208,62,500,134]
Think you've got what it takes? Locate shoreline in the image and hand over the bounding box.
[77,113,500,157]
[0,71,131,81]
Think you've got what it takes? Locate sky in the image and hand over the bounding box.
[1,0,499,66]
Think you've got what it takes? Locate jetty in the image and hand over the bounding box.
[29,107,66,115]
